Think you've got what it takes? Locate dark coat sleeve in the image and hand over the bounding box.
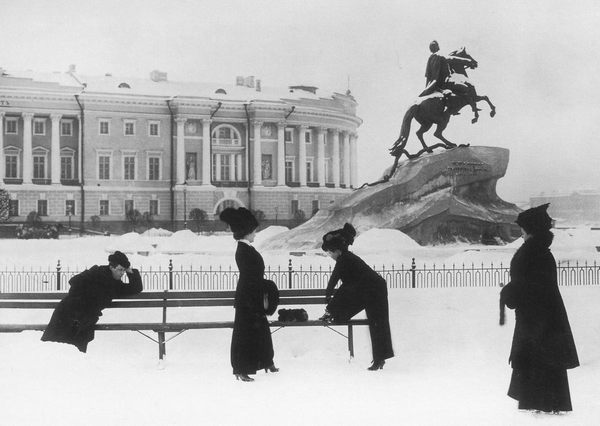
[115,269,143,296]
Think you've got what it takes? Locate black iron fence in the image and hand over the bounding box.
[0,259,599,293]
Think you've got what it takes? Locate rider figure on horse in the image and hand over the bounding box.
[420,40,462,115]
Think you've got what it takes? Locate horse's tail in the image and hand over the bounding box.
[389,104,418,157]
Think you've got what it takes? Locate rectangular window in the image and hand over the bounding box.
[9,200,19,217]
[124,121,135,136]
[33,156,46,179]
[33,119,46,135]
[99,200,109,216]
[149,199,159,216]
[285,128,293,143]
[124,156,136,180]
[124,199,134,214]
[99,120,109,135]
[291,199,299,215]
[5,118,18,134]
[99,156,110,180]
[61,120,73,136]
[312,199,320,215]
[306,160,313,182]
[61,156,73,180]
[65,200,75,216]
[285,160,294,183]
[37,200,48,216]
[305,131,312,144]
[221,155,231,181]
[149,122,159,137]
[148,157,160,180]
[5,155,18,178]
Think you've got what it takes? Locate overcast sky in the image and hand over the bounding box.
[1,0,599,202]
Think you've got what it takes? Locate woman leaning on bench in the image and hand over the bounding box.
[220,207,279,382]
[41,251,143,353]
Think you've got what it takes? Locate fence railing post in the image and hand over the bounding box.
[411,258,416,289]
[168,259,173,291]
[288,258,293,289]
[56,260,61,291]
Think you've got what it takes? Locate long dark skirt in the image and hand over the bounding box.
[230,308,274,375]
[508,367,573,412]
[327,283,394,362]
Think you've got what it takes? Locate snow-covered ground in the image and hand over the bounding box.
[1,227,600,425]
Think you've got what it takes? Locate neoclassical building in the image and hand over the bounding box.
[0,66,362,228]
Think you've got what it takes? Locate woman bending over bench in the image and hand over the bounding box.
[320,223,394,371]
[41,251,143,353]
[220,207,279,382]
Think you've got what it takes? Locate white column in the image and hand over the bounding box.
[215,153,221,180]
[201,118,212,185]
[175,116,187,184]
[77,114,82,183]
[298,125,307,187]
[236,154,243,181]
[22,113,34,184]
[332,129,340,188]
[350,133,358,188]
[342,131,351,187]
[50,114,61,184]
[276,121,286,186]
[252,120,262,186]
[0,112,5,183]
[317,127,326,187]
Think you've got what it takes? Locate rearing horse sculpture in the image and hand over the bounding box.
[389,47,496,163]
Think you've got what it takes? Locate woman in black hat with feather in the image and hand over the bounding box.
[220,207,278,382]
[320,223,394,370]
[500,204,579,413]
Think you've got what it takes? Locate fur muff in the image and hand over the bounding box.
[277,308,309,322]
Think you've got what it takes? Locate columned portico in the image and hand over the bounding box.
[332,129,340,188]
[175,116,187,184]
[0,112,4,182]
[277,121,286,186]
[201,118,212,185]
[22,113,34,184]
[298,125,308,187]
[342,131,350,187]
[252,120,263,186]
[317,127,326,187]
[50,114,61,184]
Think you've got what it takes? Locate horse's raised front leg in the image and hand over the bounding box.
[475,95,496,118]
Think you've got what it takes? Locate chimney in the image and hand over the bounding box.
[244,76,255,88]
[150,70,168,82]
[256,79,261,92]
[236,76,244,86]
[68,64,76,73]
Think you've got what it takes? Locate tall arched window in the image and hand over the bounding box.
[211,125,245,182]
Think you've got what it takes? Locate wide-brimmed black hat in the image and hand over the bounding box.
[219,207,259,240]
[321,223,357,252]
[108,251,130,268]
[515,203,553,235]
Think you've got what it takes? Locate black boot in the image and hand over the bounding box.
[367,360,385,371]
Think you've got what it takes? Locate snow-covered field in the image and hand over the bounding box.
[1,227,600,425]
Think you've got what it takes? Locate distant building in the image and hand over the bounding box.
[530,191,600,224]
[0,67,362,230]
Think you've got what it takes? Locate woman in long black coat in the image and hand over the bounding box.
[41,251,143,353]
[220,207,277,382]
[500,204,579,413]
[321,223,394,370]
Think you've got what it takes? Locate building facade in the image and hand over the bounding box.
[0,67,362,229]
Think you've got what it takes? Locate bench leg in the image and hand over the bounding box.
[348,324,354,358]
[158,331,166,360]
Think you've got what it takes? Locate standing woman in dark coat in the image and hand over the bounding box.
[500,204,579,413]
[41,251,143,353]
[220,207,278,382]
[320,223,394,370]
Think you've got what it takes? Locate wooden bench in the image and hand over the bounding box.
[0,289,369,360]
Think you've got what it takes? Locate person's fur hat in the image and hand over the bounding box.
[108,251,130,268]
[515,203,553,235]
[219,207,259,240]
[321,223,357,252]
